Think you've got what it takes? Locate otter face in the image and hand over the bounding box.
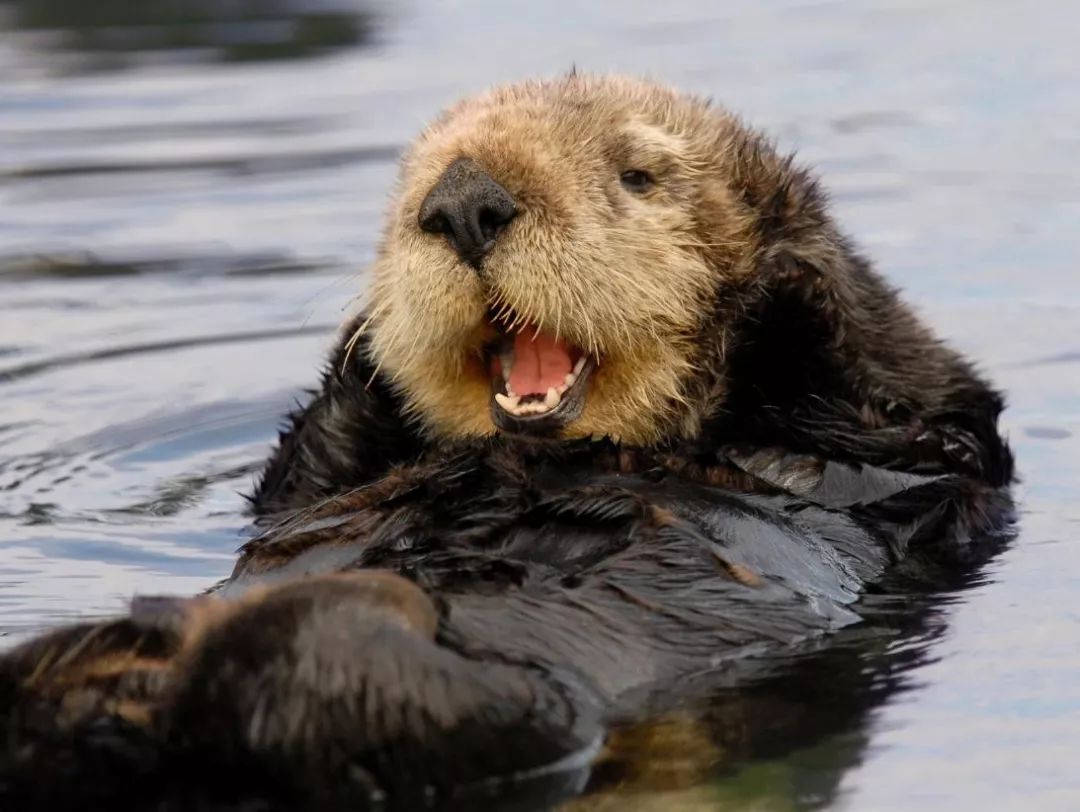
[363,75,761,444]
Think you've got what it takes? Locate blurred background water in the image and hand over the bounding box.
[1,0,1078,809]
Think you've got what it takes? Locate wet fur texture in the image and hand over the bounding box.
[0,75,1015,810]
[1,444,1011,810]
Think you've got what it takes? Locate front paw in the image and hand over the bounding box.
[910,414,1012,484]
[160,571,602,808]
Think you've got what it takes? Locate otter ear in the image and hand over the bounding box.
[250,311,423,516]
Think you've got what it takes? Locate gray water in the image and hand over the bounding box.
[1,1,1078,809]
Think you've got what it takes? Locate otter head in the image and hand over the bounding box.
[361,74,802,445]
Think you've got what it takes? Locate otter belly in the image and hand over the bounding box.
[228,450,1007,706]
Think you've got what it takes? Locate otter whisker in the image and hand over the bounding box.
[340,311,377,376]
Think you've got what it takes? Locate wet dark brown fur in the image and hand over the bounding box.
[2,446,1011,810]
[0,76,1013,811]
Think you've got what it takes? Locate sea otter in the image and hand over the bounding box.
[0,75,1013,811]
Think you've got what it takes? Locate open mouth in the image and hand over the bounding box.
[486,319,597,434]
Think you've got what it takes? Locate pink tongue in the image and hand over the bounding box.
[509,329,574,396]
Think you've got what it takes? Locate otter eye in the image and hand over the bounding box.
[620,169,654,193]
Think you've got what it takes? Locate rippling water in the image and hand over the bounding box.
[1,1,1078,808]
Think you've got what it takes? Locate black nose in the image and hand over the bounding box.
[418,158,517,269]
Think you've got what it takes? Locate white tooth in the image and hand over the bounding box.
[494,393,520,412]
[573,356,586,375]
[556,383,568,396]
[544,387,560,409]
[564,372,577,387]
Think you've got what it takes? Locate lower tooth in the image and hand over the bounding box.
[573,356,586,375]
[543,387,560,409]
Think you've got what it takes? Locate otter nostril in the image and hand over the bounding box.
[478,205,515,243]
[419,211,449,236]
[419,210,462,254]
[418,158,517,270]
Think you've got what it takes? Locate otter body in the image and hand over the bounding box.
[1,75,1012,810]
[1,442,1009,810]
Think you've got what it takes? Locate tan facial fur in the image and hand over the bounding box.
[362,74,764,444]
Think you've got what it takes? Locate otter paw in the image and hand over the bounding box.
[160,572,602,808]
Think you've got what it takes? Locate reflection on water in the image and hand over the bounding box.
[572,552,1016,811]
[2,0,377,69]
[1,1,1078,809]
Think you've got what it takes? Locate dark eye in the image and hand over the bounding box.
[620,169,654,192]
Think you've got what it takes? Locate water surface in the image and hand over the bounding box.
[1,1,1078,809]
